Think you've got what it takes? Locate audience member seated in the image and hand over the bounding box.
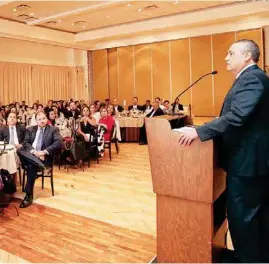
[0,112,25,149]
[99,107,115,156]
[64,101,80,119]
[163,100,171,114]
[44,100,53,116]
[171,98,184,113]
[76,106,97,165]
[112,98,124,113]
[17,111,63,208]
[139,101,164,145]
[154,97,165,111]
[105,98,110,106]
[141,100,152,113]
[47,109,57,126]
[89,104,101,123]
[107,104,122,141]
[128,96,142,111]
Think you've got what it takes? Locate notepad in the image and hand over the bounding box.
[172,126,196,133]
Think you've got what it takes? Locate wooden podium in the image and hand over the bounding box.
[145,117,227,263]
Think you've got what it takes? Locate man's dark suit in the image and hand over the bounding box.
[0,125,26,143]
[115,105,124,112]
[139,108,164,144]
[18,125,63,194]
[128,105,143,111]
[141,104,152,112]
[64,109,80,119]
[196,65,269,262]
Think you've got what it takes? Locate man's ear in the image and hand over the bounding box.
[245,51,252,62]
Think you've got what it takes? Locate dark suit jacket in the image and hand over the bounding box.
[64,109,80,119]
[146,108,164,118]
[196,65,269,177]
[22,125,63,165]
[115,105,124,112]
[0,125,26,144]
[141,104,152,112]
[128,105,143,111]
[171,103,184,111]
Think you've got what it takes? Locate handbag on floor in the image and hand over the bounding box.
[0,169,17,194]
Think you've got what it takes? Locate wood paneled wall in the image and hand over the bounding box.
[91,28,264,116]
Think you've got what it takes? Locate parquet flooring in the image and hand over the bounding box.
[0,200,155,263]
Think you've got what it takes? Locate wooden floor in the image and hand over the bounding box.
[1,199,155,263]
[1,116,229,263]
[1,143,156,263]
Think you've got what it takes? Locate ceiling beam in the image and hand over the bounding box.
[27,1,129,26]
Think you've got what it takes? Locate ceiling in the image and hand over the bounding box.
[0,1,269,50]
[0,1,237,33]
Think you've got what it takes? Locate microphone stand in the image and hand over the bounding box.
[172,71,217,115]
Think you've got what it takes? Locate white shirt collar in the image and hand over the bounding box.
[236,63,256,79]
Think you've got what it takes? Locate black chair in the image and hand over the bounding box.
[22,156,55,196]
[88,129,99,168]
[104,125,119,161]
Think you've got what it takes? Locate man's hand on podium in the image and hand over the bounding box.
[178,127,198,146]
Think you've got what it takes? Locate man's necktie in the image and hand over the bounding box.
[10,127,15,145]
[36,128,44,151]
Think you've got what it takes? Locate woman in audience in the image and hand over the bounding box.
[76,106,97,164]
[107,104,121,141]
[47,109,56,126]
[89,104,101,123]
[99,107,115,143]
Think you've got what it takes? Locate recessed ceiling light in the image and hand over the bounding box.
[137,8,142,12]
[174,0,179,4]
[106,15,110,19]
[127,4,131,7]
[72,23,74,26]
[30,12,34,16]
[58,20,61,23]
[13,8,16,12]
[82,25,86,29]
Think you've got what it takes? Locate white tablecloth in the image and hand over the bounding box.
[0,145,18,174]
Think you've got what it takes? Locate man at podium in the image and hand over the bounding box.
[178,39,269,263]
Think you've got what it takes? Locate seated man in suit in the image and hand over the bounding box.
[141,100,152,113]
[64,101,80,119]
[112,98,124,113]
[128,97,142,111]
[0,112,25,149]
[139,101,164,145]
[18,111,63,208]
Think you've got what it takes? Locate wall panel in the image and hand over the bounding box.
[108,48,118,100]
[191,36,213,116]
[134,44,152,104]
[92,49,108,101]
[152,42,170,101]
[118,46,134,106]
[170,38,191,106]
[212,32,235,115]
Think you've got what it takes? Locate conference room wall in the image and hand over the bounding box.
[91,28,264,116]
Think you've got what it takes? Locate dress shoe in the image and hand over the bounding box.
[20,194,33,208]
[139,141,147,145]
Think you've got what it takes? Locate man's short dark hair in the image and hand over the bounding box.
[234,39,260,63]
[146,100,150,103]
[163,100,170,104]
[133,97,138,100]
[155,97,161,101]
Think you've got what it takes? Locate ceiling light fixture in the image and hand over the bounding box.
[58,20,61,23]
[137,8,142,12]
[13,8,16,12]
[174,0,179,4]
[106,15,110,19]
[29,12,34,16]
[127,4,131,7]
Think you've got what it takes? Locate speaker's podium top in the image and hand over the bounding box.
[145,117,225,204]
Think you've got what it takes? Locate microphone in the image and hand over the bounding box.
[172,70,218,114]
